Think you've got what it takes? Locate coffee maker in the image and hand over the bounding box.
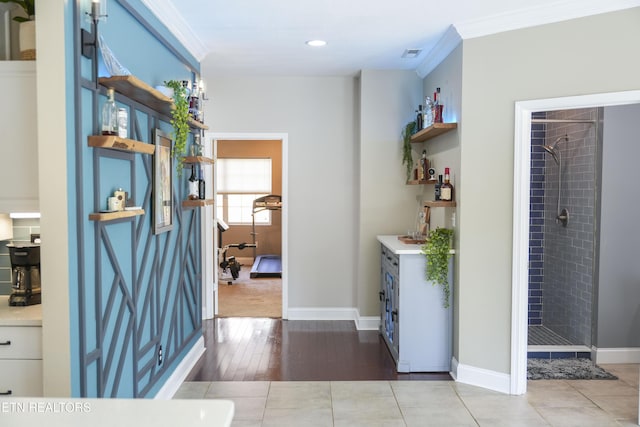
[7,243,41,306]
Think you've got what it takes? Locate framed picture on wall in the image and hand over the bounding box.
[153,128,174,234]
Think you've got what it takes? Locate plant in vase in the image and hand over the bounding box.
[421,227,454,308]
[164,80,190,175]
[0,0,36,59]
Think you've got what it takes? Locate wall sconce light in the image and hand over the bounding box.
[0,213,14,241]
[81,0,108,59]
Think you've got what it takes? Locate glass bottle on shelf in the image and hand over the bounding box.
[188,164,199,200]
[101,88,118,136]
[441,167,453,201]
[435,174,443,200]
[198,166,205,200]
[424,96,434,128]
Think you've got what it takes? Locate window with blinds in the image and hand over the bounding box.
[216,158,272,225]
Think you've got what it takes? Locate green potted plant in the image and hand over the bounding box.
[421,227,454,308]
[0,0,36,59]
[401,121,417,182]
[163,80,190,174]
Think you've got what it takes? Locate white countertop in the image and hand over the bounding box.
[377,235,456,255]
[0,398,234,427]
[0,296,42,326]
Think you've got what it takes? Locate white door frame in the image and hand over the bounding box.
[511,89,640,395]
[203,132,289,320]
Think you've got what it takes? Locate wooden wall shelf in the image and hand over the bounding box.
[99,75,209,130]
[407,179,437,185]
[88,135,155,155]
[182,199,214,208]
[423,200,456,208]
[411,123,457,143]
[89,209,145,222]
[182,156,214,165]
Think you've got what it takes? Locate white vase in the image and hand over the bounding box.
[19,20,35,60]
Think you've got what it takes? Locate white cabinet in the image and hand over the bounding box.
[0,61,38,212]
[378,235,453,372]
[0,296,43,396]
[0,326,43,396]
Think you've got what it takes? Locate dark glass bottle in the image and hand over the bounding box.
[198,167,205,200]
[435,174,443,201]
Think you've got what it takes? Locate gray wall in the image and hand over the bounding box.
[457,7,640,374]
[203,75,360,309]
[421,44,462,357]
[597,104,640,348]
[357,70,423,316]
[542,108,598,346]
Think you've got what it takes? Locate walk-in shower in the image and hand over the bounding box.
[528,110,599,356]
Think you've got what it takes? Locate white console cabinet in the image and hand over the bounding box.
[377,235,453,372]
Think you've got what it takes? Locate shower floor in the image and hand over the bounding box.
[528,325,573,346]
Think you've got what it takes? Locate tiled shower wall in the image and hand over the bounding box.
[0,218,40,295]
[528,114,546,325]
[542,108,598,346]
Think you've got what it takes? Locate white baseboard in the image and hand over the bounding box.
[451,356,511,394]
[594,347,640,364]
[287,307,380,331]
[355,314,380,331]
[154,337,205,399]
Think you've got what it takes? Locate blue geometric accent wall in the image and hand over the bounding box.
[71,0,203,397]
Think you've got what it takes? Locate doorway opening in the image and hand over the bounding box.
[210,134,288,319]
[511,90,640,395]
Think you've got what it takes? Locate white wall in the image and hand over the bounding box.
[458,7,640,375]
[204,75,359,309]
[357,70,422,316]
[598,104,640,348]
[37,0,72,396]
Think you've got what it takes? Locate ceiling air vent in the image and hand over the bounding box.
[402,49,422,58]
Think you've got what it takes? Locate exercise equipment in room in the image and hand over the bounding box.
[251,195,282,278]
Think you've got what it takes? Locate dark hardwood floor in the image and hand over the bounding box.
[185,318,451,382]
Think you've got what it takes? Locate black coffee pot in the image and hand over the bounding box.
[7,243,41,306]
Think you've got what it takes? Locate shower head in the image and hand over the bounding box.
[542,134,568,165]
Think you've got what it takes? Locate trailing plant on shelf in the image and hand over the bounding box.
[164,80,190,174]
[421,227,454,308]
[0,0,35,21]
[402,121,417,182]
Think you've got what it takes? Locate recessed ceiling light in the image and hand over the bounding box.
[306,40,327,47]
[402,48,422,58]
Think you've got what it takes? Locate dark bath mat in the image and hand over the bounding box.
[528,358,618,380]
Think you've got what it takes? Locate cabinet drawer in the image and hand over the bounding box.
[381,248,399,275]
[0,359,43,396]
[0,326,42,359]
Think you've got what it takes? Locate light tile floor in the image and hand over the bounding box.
[174,363,639,426]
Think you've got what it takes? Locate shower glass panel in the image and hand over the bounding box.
[528,108,600,348]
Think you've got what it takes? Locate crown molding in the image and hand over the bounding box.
[454,0,640,39]
[141,0,208,62]
[415,25,462,78]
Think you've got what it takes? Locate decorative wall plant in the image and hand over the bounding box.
[422,227,454,308]
[164,80,190,174]
[402,121,416,181]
